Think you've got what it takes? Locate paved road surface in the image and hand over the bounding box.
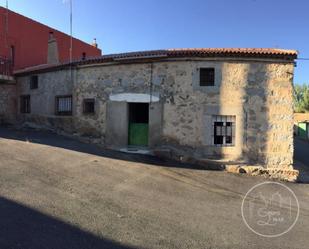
[0,126,308,249]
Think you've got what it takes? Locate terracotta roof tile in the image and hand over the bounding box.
[14,48,297,75]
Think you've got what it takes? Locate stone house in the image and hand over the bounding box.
[1,48,299,180]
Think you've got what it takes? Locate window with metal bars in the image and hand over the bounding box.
[56,95,72,115]
[212,115,235,146]
[20,95,31,114]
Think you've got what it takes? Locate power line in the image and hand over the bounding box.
[297,58,309,61]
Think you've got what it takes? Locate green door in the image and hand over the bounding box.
[129,123,148,146]
[298,122,307,138]
[128,103,149,147]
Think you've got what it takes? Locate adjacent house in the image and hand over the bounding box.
[0,7,101,124]
[294,113,309,139]
[0,6,101,71]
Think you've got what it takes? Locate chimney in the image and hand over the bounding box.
[47,31,59,64]
[92,38,98,48]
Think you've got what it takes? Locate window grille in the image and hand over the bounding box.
[212,115,236,146]
[56,95,72,115]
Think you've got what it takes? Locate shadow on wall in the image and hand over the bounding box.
[239,62,293,169]
[243,63,270,166]
[294,137,309,183]
[0,126,206,170]
[0,196,136,249]
[218,62,270,165]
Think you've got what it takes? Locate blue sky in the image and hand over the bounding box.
[2,0,308,83]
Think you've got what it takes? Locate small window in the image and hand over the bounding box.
[30,75,38,89]
[212,115,235,146]
[56,95,72,115]
[82,52,86,60]
[20,95,31,114]
[83,99,95,114]
[200,68,215,86]
[10,45,15,66]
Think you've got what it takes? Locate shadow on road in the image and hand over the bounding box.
[0,196,136,249]
[294,137,309,183]
[0,126,208,171]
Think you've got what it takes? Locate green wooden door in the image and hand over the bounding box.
[128,103,149,147]
[128,123,149,146]
[298,122,307,138]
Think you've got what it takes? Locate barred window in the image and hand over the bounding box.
[20,95,31,114]
[56,95,72,115]
[200,68,215,86]
[212,115,235,146]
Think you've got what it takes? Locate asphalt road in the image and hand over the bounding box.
[0,126,308,249]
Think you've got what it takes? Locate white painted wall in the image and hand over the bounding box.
[109,93,159,103]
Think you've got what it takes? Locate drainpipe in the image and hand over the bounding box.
[149,62,153,107]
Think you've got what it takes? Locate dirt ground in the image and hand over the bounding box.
[0,126,308,249]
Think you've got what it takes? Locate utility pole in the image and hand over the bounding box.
[69,0,73,64]
[5,0,9,53]
[69,0,74,111]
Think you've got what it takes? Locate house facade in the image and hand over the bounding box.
[5,48,299,180]
[0,7,101,72]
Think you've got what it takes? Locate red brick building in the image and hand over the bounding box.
[0,7,101,74]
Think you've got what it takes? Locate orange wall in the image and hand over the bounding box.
[0,7,101,70]
[294,113,309,123]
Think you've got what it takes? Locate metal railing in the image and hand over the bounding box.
[0,56,12,76]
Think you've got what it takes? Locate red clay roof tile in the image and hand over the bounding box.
[14,48,297,75]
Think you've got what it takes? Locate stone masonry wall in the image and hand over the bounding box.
[16,59,295,170]
[17,70,74,132]
[0,83,16,124]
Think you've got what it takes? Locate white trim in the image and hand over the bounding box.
[109,93,159,103]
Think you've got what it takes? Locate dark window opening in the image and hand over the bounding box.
[10,45,15,66]
[30,75,39,89]
[129,103,149,124]
[200,68,215,86]
[213,116,235,146]
[56,95,72,115]
[82,52,86,60]
[214,121,224,145]
[20,95,31,114]
[83,99,95,114]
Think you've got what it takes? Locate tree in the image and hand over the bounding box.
[294,84,309,113]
